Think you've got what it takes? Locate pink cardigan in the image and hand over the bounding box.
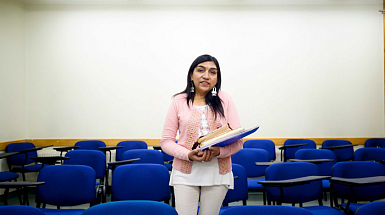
[160,91,243,174]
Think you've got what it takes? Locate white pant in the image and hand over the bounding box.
[173,184,228,215]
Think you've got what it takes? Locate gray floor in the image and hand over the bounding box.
[1,188,335,209]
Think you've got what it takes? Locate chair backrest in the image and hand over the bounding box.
[116,141,148,161]
[355,201,385,215]
[322,140,354,161]
[243,140,276,161]
[265,162,322,204]
[83,200,178,215]
[64,150,106,180]
[6,142,37,166]
[0,205,45,215]
[354,148,385,162]
[221,205,313,215]
[295,149,337,176]
[231,148,270,178]
[122,149,164,165]
[36,165,96,206]
[284,139,316,160]
[75,140,106,151]
[223,164,248,204]
[331,161,385,201]
[111,164,170,202]
[365,138,385,148]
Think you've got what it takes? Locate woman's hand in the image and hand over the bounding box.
[188,149,205,162]
[188,148,216,162]
[209,146,220,157]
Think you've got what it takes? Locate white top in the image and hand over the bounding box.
[169,105,234,189]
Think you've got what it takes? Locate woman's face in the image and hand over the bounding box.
[190,61,218,96]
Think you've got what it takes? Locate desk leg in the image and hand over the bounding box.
[263,187,266,205]
[23,186,29,205]
[344,186,353,214]
[330,183,333,208]
[278,187,284,205]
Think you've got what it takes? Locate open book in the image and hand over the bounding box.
[196,124,260,150]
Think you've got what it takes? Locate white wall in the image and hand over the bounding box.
[25,0,384,139]
[0,0,27,142]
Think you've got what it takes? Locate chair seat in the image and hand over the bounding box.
[322,180,330,189]
[0,172,19,181]
[247,178,265,191]
[13,164,44,172]
[164,163,172,171]
[40,208,86,215]
[219,205,240,215]
[303,206,345,215]
[341,202,364,214]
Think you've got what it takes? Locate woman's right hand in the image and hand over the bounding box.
[188,149,204,162]
[188,148,214,162]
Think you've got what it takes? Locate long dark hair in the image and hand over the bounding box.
[175,54,225,120]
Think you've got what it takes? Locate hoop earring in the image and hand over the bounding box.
[212,86,217,96]
[190,81,195,93]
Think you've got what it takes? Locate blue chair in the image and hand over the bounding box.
[112,164,170,203]
[122,149,164,165]
[221,205,313,215]
[231,148,270,193]
[354,147,385,163]
[322,140,354,161]
[0,171,20,205]
[331,161,385,214]
[265,162,345,215]
[295,149,337,201]
[35,165,96,215]
[0,205,45,215]
[355,201,385,215]
[218,164,248,214]
[6,142,44,181]
[160,149,174,171]
[83,200,178,215]
[64,150,107,203]
[281,139,316,162]
[116,141,147,161]
[243,140,276,161]
[365,138,385,148]
[223,164,248,205]
[75,140,106,151]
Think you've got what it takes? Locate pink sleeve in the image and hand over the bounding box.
[160,97,191,161]
[217,93,243,158]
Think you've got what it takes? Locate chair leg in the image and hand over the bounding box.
[171,186,175,207]
[243,199,247,205]
[3,188,9,205]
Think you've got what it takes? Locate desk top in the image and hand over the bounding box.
[53,146,80,151]
[279,143,308,150]
[330,176,385,186]
[14,145,53,153]
[99,146,124,151]
[0,152,18,159]
[320,144,357,150]
[289,159,334,164]
[258,176,330,187]
[108,158,141,166]
[0,181,45,188]
[255,162,281,166]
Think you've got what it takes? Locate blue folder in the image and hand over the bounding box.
[200,126,260,150]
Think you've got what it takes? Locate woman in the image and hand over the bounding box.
[160,54,243,215]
